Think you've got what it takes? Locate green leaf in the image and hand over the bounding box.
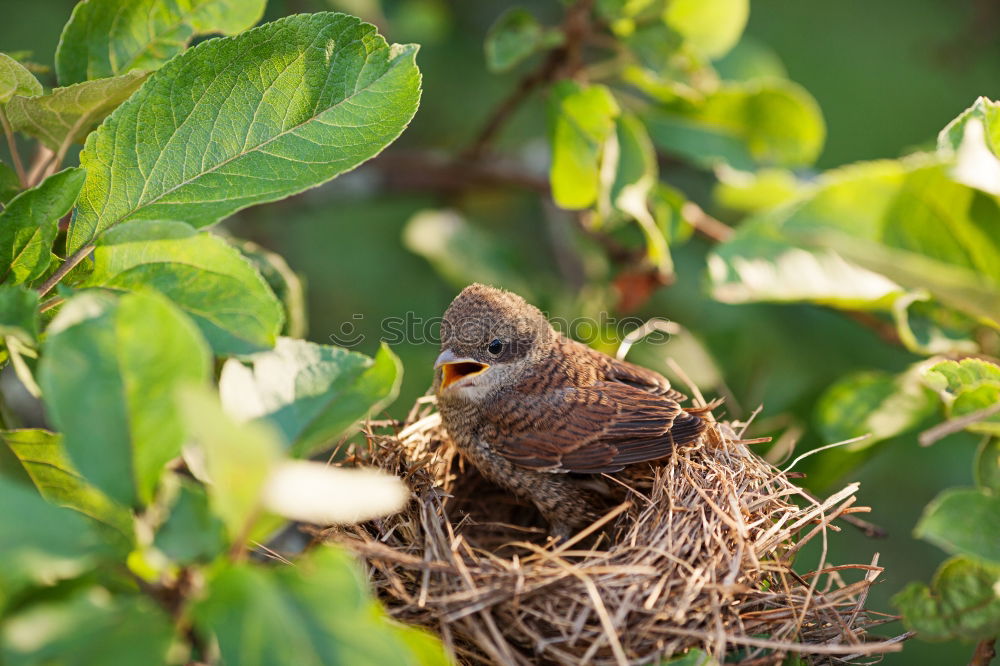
[0,53,41,104]
[938,96,1000,156]
[975,437,1000,494]
[713,37,788,82]
[88,220,284,355]
[893,556,1000,642]
[55,0,268,84]
[816,365,936,449]
[68,12,421,254]
[38,291,211,507]
[1,429,133,544]
[219,339,402,456]
[0,168,86,285]
[610,112,671,275]
[484,8,545,73]
[780,158,1000,321]
[713,166,800,213]
[707,216,904,307]
[178,385,280,541]
[1,589,174,665]
[5,71,149,151]
[915,488,1000,563]
[233,238,308,339]
[548,81,620,210]
[646,79,825,170]
[663,0,749,59]
[154,479,226,564]
[924,358,1000,436]
[403,209,537,297]
[0,286,39,344]
[192,546,443,666]
[891,292,981,356]
[0,476,104,596]
[0,161,20,204]
[710,157,1000,321]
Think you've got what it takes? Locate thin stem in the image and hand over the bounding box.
[41,112,90,183]
[39,295,64,313]
[25,144,56,188]
[37,243,93,297]
[0,108,27,188]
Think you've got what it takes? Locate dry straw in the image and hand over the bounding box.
[321,395,910,665]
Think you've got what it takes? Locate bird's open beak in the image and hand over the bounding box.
[435,349,490,391]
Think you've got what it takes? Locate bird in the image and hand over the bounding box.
[433,283,709,538]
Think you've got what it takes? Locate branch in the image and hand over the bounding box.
[0,108,26,188]
[919,402,1000,447]
[37,243,93,297]
[461,0,594,161]
[681,201,734,243]
[971,638,997,666]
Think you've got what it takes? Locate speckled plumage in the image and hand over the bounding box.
[434,284,707,537]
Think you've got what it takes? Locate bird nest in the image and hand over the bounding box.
[320,397,908,665]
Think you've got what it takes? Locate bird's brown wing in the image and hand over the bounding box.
[573,339,687,401]
[495,382,705,473]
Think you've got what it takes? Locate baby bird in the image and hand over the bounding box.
[433,284,707,538]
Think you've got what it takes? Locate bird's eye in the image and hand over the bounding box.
[487,338,504,356]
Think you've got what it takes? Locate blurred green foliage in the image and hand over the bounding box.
[1,0,1000,663]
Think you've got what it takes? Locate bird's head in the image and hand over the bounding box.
[434,284,554,401]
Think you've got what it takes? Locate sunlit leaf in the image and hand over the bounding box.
[938,96,1000,156]
[915,488,1000,564]
[88,220,284,355]
[1,429,133,545]
[548,81,620,209]
[219,339,401,456]
[6,71,149,151]
[894,556,1000,642]
[923,359,1000,436]
[950,117,1000,196]
[713,166,800,213]
[55,0,267,84]
[68,12,421,254]
[711,157,1000,322]
[261,461,409,525]
[0,168,85,285]
[708,217,903,307]
[1,588,173,665]
[646,79,825,170]
[663,0,748,59]
[0,53,41,103]
[39,292,211,506]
